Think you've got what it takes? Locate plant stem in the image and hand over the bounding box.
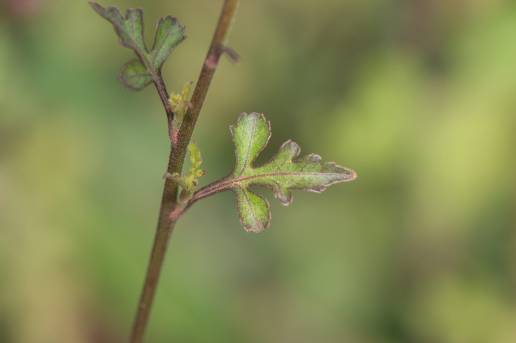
[133,50,175,141]
[152,74,175,141]
[129,1,239,342]
[174,0,239,170]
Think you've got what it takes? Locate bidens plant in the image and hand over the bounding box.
[90,1,357,342]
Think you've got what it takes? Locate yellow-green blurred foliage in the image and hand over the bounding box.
[1,0,516,342]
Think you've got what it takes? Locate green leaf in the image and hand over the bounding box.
[152,16,186,70]
[119,59,152,90]
[90,2,186,90]
[90,3,147,54]
[234,188,271,233]
[227,112,357,233]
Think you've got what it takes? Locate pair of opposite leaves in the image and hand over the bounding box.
[91,2,357,233]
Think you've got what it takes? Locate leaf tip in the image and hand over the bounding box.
[274,189,293,206]
[88,1,103,14]
[242,209,272,234]
[280,139,302,159]
[125,7,144,17]
[305,153,322,163]
[346,167,358,181]
[239,111,266,121]
[232,112,269,136]
[329,163,358,182]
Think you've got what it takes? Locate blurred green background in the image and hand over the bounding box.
[1,0,516,342]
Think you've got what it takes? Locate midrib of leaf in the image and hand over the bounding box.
[194,170,349,200]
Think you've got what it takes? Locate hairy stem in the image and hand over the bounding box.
[129,1,239,342]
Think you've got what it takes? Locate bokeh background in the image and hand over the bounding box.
[1,0,516,342]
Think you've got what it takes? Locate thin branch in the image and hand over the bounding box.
[152,74,175,142]
[180,168,358,218]
[134,49,176,142]
[129,1,240,342]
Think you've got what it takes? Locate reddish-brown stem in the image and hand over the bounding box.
[133,48,176,142]
[129,1,239,342]
[151,74,175,142]
[173,0,239,173]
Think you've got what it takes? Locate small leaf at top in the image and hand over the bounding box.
[119,59,152,90]
[90,2,186,90]
[227,112,357,233]
[90,2,147,54]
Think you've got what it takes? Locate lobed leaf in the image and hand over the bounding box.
[226,112,357,233]
[90,2,186,90]
[90,3,147,54]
